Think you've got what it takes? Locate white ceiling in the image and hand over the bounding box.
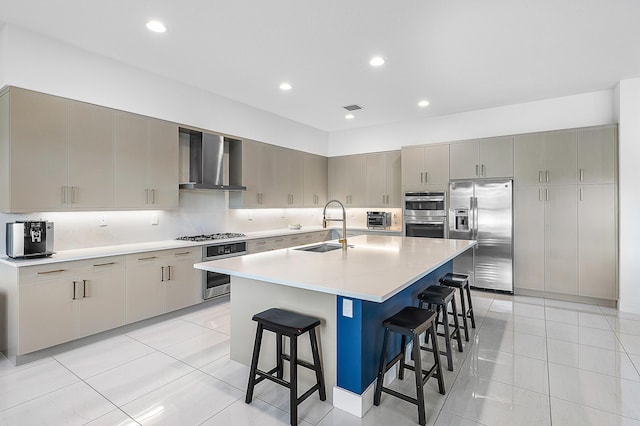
[1,0,639,132]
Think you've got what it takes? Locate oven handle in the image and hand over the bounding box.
[404,196,445,202]
[405,220,446,225]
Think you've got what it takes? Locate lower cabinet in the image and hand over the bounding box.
[17,256,126,355]
[125,248,203,323]
[246,231,330,254]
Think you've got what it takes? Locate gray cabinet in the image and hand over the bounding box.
[303,153,328,207]
[578,126,617,184]
[328,155,367,206]
[114,112,179,209]
[274,147,304,207]
[578,184,617,299]
[450,136,513,180]
[544,185,578,295]
[514,130,577,186]
[513,187,545,292]
[401,144,450,191]
[366,151,401,207]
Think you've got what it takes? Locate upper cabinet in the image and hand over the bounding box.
[577,126,617,184]
[304,153,328,207]
[328,154,367,207]
[401,144,449,189]
[366,151,401,207]
[114,111,179,209]
[449,136,513,180]
[0,87,178,212]
[230,140,328,208]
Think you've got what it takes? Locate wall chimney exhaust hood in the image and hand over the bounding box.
[178,128,246,191]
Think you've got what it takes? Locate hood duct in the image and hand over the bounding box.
[178,129,246,191]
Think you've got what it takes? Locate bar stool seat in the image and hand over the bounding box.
[245,308,326,426]
[417,285,463,371]
[374,306,445,426]
[439,272,476,341]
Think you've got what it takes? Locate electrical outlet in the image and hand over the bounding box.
[342,298,353,318]
[151,214,159,225]
[99,215,107,227]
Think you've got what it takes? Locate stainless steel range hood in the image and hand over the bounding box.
[179,129,246,191]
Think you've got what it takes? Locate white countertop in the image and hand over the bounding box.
[0,226,400,267]
[195,235,475,303]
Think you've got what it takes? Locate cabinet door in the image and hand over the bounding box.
[303,153,328,206]
[125,256,165,323]
[237,140,262,208]
[148,119,179,209]
[424,144,450,185]
[366,153,387,206]
[514,134,544,186]
[274,147,304,207]
[543,130,577,185]
[401,146,425,187]
[77,267,126,338]
[328,156,348,204]
[18,278,76,354]
[10,89,68,211]
[259,144,276,207]
[347,155,367,206]
[544,185,578,295]
[449,140,479,180]
[165,250,203,312]
[513,187,545,291]
[578,126,616,184]
[68,101,114,209]
[385,151,402,207]
[578,184,617,299]
[114,112,148,208]
[479,136,513,178]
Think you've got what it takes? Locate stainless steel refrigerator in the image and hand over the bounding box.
[448,179,513,293]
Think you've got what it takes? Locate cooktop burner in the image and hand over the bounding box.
[176,232,246,242]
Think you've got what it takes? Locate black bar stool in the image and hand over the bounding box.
[374,306,445,426]
[439,272,476,341]
[245,308,326,426]
[417,285,463,371]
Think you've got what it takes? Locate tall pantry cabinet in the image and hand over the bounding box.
[513,125,617,300]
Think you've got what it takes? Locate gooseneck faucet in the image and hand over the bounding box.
[322,199,348,250]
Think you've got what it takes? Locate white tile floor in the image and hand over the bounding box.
[2,291,640,425]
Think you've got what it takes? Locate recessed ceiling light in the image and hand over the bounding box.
[146,20,166,33]
[345,114,355,120]
[279,82,292,91]
[418,100,430,108]
[369,56,385,67]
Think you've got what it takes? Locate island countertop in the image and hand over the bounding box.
[194,235,475,302]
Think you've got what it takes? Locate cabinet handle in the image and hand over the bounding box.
[539,171,543,183]
[539,188,542,202]
[161,266,165,282]
[93,261,116,267]
[546,188,549,201]
[475,164,479,177]
[82,280,87,298]
[71,186,78,204]
[61,186,67,204]
[579,168,584,182]
[152,189,157,204]
[580,187,583,201]
[72,281,78,300]
[145,189,149,204]
[167,265,172,281]
[138,256,157,261]
[174,251,191,256]
[420,172,424,183]
[37,269,66,275]
[382,194,386,204]
[425,171,428,183]
[481,164,486,176]
[545,170,549,183]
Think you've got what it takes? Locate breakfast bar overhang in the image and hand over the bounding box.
[195,235,476,417]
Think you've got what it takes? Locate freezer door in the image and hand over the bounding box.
[448,180,474,240]
[474,180,513,292]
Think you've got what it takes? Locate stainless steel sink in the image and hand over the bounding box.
[294,243,345,253]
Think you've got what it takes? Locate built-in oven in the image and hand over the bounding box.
[202,241,247,299]
[404,191,447,238]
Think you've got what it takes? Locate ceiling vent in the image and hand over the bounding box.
[342,104,363,111]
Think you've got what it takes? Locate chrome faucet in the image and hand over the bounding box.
[322,199,348,250]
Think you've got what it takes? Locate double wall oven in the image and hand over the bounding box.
[177,233,247,299]
[403,191,447,238]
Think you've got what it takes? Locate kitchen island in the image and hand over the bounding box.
[194,235,475,416]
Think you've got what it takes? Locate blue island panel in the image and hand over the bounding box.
[336,261,452,394]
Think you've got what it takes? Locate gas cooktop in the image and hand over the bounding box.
[176,232,246,242]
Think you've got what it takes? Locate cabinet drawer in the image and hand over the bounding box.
[125,250,168,265]
[19,262,79,283]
